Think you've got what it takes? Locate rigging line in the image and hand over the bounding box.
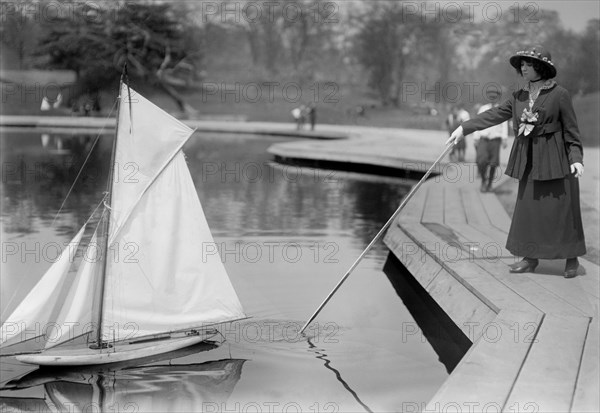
[306,338,374,413]
[82,192,109,229]
[1,201,103,317]
[51,99,118,228]
[41,332,91,351]
[0,333,47,350]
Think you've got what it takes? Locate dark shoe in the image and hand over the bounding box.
[480,182,488,193]
[485,182,493,192]
[564,258,579,278]
[510,258,539,273]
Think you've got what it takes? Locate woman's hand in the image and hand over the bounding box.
[570,162,584,178]
[446,126,464,146]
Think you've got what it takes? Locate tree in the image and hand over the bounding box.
[460,8,577,103]
[0,1,43,69]
[354,4,403,106]
[355,2,449,107]
[576,19,600,94]
[213,0,284,75]
[34,1,203,117]
[280,0,338,77]
[211,0,339,79]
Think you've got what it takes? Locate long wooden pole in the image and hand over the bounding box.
[299,142,455,334]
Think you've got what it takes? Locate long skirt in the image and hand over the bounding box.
[506,172,586,259]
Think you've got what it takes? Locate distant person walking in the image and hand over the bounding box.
[292,106,305,130]
[307,103,316,131]
[473,90,509,192]
[448,45,585,278]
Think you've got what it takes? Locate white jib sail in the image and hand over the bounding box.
[0,226,85,347]
[102,85,245,341]
[44,232,100,349]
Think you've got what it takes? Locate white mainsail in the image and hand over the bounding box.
[101,84,245,341]
[0,226,85,347]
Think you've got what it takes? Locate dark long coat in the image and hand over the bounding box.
[462,82,583,180]
[461,81,586,259]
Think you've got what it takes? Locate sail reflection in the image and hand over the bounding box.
[1,354,246,412]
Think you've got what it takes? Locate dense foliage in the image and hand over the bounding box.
[2,0,598,110]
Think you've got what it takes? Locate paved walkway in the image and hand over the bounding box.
[0,115,347,139]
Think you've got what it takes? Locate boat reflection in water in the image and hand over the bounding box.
[1,343,246,412]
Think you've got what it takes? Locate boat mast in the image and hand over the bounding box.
[92,69,127,348]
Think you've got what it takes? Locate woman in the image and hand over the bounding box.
[448,45,585,278]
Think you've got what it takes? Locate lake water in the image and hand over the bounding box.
[0,130,449,412]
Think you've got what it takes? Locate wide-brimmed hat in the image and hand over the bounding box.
[509,45,557,78]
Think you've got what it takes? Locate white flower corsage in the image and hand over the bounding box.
[518,108,539,136]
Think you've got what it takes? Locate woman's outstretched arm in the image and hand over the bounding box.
[447,97,513,146]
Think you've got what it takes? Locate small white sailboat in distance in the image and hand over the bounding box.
[0,82,246,366]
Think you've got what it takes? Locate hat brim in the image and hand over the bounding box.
[510,55,557,78]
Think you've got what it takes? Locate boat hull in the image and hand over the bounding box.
[16,333,215,366]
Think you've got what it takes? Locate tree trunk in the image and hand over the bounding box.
[246,27,261,65]
[156,47,197,118]
[263,22,280,75]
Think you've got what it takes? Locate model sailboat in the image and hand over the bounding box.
[0,82,246,365]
